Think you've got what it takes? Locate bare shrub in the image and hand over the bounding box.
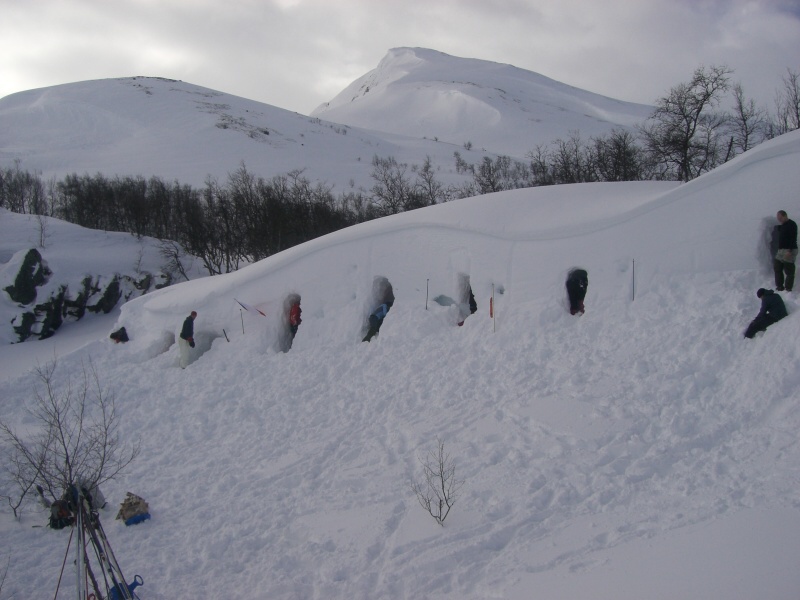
[0,359,139,518]
[411,438,464,526]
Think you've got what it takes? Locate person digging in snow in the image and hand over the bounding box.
[289,300,302,340]
[363,301,393,342]
[744,288,788,339]
[566,269,588,315]
[179,310,197,368]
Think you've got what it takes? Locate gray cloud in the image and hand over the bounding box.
[1,0,798,115]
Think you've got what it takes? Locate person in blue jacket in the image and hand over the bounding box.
[179,311,197,368]
[363,301,393,342]
[744,289,787,338]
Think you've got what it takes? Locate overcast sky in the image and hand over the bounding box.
[2,0,799,115]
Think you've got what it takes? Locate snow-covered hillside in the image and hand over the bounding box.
[0,76,472,191]
[312,48,654,157]
[1,49,653,191]
[0,210,207,345]
[2,130,800,599]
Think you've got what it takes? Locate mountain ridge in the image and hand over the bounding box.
[2,48,652,190]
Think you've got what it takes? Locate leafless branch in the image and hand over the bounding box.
[0,358,139,517]
[411,437,464,526]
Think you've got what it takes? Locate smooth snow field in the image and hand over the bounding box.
[1,130,800,599]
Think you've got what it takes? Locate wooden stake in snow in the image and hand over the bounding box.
[426,278,429,310]
[491,284,496,333]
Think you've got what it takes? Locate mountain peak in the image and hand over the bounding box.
[312,47,652,157]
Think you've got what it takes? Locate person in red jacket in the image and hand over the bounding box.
[289,301,302,339]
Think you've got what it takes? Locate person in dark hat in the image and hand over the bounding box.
[179,311,197,368]
[744,288,787,338]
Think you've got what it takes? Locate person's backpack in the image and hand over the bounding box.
[116,492,151,526]
[49,498,75,530]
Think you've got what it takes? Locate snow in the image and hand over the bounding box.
[311,48,653,157]
[0,76,469,191]
[2,128,800,599]
[0,209,207,346]
[1,49,652,191]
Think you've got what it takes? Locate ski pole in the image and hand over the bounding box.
[426,279,429,310]
[240,309,245,334]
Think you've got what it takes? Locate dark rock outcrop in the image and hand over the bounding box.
[4,249,50,305]
[4,248,168,343]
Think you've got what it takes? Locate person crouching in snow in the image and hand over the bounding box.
[179,311,197,368]
[744,289,787,338]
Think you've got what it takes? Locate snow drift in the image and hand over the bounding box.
[1,131,800,600]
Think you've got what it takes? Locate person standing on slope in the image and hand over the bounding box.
[773,210,798,292]
[179,311,197,368]
[744,289,787,338]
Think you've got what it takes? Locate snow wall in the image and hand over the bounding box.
[116,130,800,360]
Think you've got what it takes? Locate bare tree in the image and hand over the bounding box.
[773,67,800,135]
[159,239,191,282]
[589,129,649,182]
[727,82,767,156]
[639,65,732,181]
[527,145,554,186]
[370,156,421,215]
[411,438,464,526]
[36,213,50,249]
[474,156,504,193]
[0,359,139,518]
[414,156,446,205]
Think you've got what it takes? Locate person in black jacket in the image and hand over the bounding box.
[773,210,798,291]
[566,269,588,315]
[744,289,788,338]
[179,311,197,368]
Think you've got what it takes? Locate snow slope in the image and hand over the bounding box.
[1,49,652,192]
[0,76,473,191]
[0,209,208,346]
[1,131,800,599]
[312,48,654,157]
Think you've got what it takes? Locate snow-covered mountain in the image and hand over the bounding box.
[312,47,654,157]
[0,76,472,191]
[2,129,800,599]
[0,49,653,190]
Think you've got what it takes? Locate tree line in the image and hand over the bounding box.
[1,65,797,276]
